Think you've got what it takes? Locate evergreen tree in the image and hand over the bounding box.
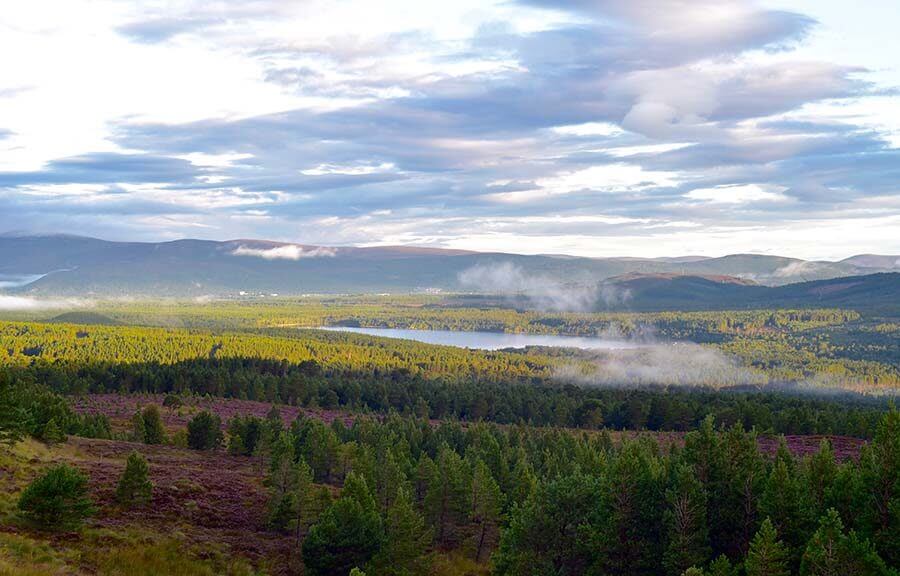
[186,410,222,450]
[303,473,383,576]
[267,431,299,531]
[859,408,900,565]
[720,424,765,557]
[368,487,431,576]
[141,405,166,445]
[469,460,503,563]
[18,464,95,530]
[600,441,665,576]
[0,380,28,445]
[759,451,806,560]
[116,451,152,505]
[682,416,728,557]
[130,410,145,443]
[744,518,790,576]
[706,555,736,576]
[424,445,471,549]
[804,439,836,519]
[663,462,710,576]
[800,508,890,576]
[41,418,66,445]
[494,474,604,576]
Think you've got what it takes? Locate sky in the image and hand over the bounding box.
[1,0,898,260]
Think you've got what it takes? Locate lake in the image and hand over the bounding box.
[319,326,643,351]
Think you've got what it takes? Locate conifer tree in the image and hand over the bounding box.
[41,418,66,445]
[744,518,790,576]
[130,410,145,443]
[303,473,383,576]
[141,405,166,445]
[663,462,710,576]
[760,453,806,559]
[369,487,431,575]
[859,408,900,565]
[424,445,470,548]
[116,451,152,505]
[187,410,222,450]
[469,460,503,563]
[18,464,95,530]
[800,508,890,576]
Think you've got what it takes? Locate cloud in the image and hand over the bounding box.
[0,295,91,311]
[229,244,336,261]
[557,342,767,388]
[0,0,897,258]
[458,261,598,311]
[684,184,788,204]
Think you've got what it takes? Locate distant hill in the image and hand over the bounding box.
[0,234,894,301]
[840,254,900,269]
[602,272,900,312]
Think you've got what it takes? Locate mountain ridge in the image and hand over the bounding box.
[1,234,898,299]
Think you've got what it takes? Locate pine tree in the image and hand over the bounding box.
[369,487,431,575]
[0,380,28,445]
[493,473,604,576]
[663,462,710,576]
[600,441,665,576]
[18,464,95,530]
[744,518,790,576]
[267,431,299,531]
[302,473,383,576]
[116,451,152,505]
[706,555,736,576]
[141,405,166,445]
[682,416,728,557]
[804,439,836,518]
[859,408,900,566]
[800,509,890,576]
[131,410,145,443]
[186,410,222,450]
[469,460,503,563]
[424,445,470,549]
[41,418,66,445]
[759,453,806,559]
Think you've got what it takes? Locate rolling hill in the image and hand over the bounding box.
[0,234,897,304]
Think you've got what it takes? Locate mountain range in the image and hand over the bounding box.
[0,234,898,311]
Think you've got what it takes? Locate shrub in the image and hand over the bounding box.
[162,394,183,409]
[116,451,153,505]
[187,411,223,450]
[17,464,95,530]
[40,418,66,445]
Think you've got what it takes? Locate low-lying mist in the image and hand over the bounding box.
[0,295,93,311]
[458,262,628,312]
[557,342,768,388]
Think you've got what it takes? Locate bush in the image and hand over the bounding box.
[162,394,183,409]
[187,411,223,450]
[17,464,95,530]
[116,451,153,505]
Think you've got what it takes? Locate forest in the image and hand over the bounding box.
[1,298,899,575]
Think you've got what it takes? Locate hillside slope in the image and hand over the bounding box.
[0,234,886,297]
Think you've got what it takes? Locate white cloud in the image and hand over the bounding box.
[684,183,788,204]
[551,122,625,137]
[301,162,396,176]
[230,244,336,260]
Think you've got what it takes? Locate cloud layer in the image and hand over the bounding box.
[0,0,898,258]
